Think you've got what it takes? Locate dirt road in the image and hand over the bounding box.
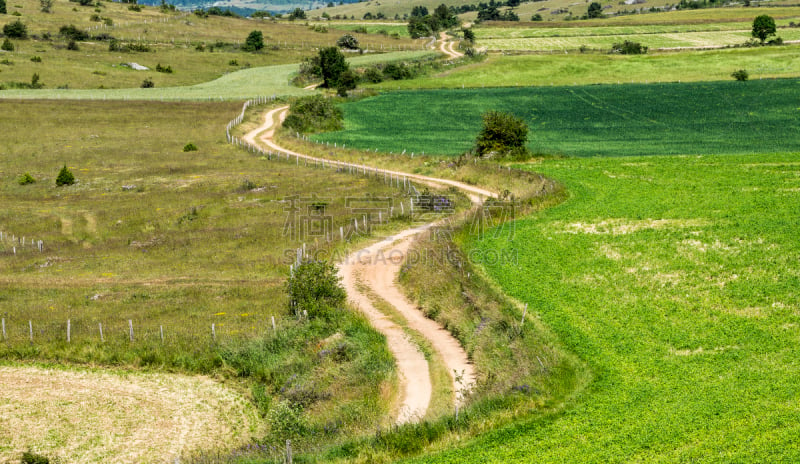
[244,107,492,423]
[439,31,464,59]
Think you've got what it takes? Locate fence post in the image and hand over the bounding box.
[29,320,33,342]
[1,318,5,340]
[67,319,71,343]
[128,320,134,342]
[271,316,276,331]
[212,323,216,341]
[160,325,164,343]
[286,440,293,464]
[99,322,104,342]
[519,303,528,332]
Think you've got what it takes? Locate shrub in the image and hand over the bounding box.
[1,38,13,51]
[21,450,50,464]
[59,24,89,41]
[141,77,154,88]
[587,1,603,18]
[286,260,346,319]
[66,40,79,50]
[155,63,173,73]
[361,66,383,83]
[611,40,647,54]
[382,62,413,80]
[183,142,197,151]
[242,30,263,52]
[475,110,530,160]
[17,172,35,185]
[90,13,101,21]
[3,19,28,39]
[731,69,749,81]
[266,400,307,439]
[55,165,75,186]
[336,33,359,50]
[531,13,543,21]
[0,0,6,14]
[30,55,42,62]
[283,95,343,133]
[127,3,140,11]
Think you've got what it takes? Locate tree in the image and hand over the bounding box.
[752,15,776,43]
[283,95,343,133]
[3,19,28,39]
[1,38,12,51]
[587,2,603,18]
[432,3,458,29]
[410,5,428,17]
[407,15,432,38]
[475,110,530,159]
[243,30,264,51]
[336,33,359,50]
[288,7,306,20]
[462,27,475,42]
[336,69,358,96]
[318,46,349,89]
[531,13,543,21]
[55,165,75,186]
[286,260,346,320]
[0,0,6,14]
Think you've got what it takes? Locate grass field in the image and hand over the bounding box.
[0,50,435,99]
[0,363,260,463]
[407,151,800,462]
[478,29,800,51]
[370,45,800,89]
[0,98,425,457]
[0,0,425,92]
[313,79,800,157]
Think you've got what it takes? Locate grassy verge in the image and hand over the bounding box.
[408,152,800,463]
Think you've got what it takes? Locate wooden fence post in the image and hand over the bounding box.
[99,322,104,342]
[128,320,134,342]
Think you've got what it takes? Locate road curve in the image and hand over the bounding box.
[244,106,490,423]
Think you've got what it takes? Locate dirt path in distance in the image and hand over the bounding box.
[244,106,491,423]
[439,31,464,59]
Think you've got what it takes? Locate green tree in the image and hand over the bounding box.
[243,30,264,51]
[475,110,530,159]
[462,27,475,42]
[55,165,75,186]
[0,0,6,15]
[288,7,306,20]
[407,15,432,38]
[752,15,776,43]
[3,19,27,38]
[587,1,603,18]
[286,260,346,319]
[336,33,359,50]
[318,46,348,89]
[1,38,13,51]
[432,3,458,29]
[336,69,358,96]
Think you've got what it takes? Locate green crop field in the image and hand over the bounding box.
[312,79,800,157]
[407,151,800,462]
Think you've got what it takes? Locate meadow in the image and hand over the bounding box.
[0,0,425,93]
[0,98,425,459]
[313,79,800,157]
[407,151,800,462]
[477,28,800,51]
[0,49,435,99]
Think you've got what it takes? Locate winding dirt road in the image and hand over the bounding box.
[244,107,492,423]
[439,31,464,60]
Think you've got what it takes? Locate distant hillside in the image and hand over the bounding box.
[136,0,361,15]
